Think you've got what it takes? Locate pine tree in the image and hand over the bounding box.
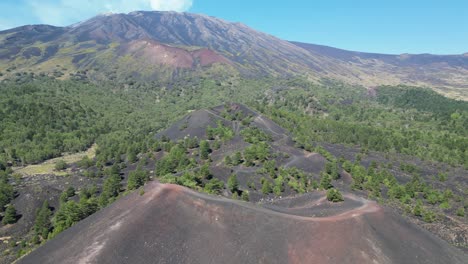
[241,191,250,201]
[227,174,239,193]
[243,146,256,166]
[198,163,212,179]
[325,161,339,180]
[127,171,139,190]
[261,180,272,194]
[342,160,353,172]
[320,173,333,190]
[326,188,344,202]
[34,201,52,239]
[199,140,211,160]
[0,180,14,212]
[232,152,242,166]
[55,160,67,171]
[100,173,122,207]
[2,205,17,225]
[413,200,423,217]
[126,150,137,163]
[456,207,465,217]
[212,140,221,150]
[51,201,82,237]
[204,178,224,194]
[224,155,232,166]
[79,197,99,218]
[206,127,214,140]
[66,186,75,197]
[127,167,149,190]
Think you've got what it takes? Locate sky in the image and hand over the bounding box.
[0,0,466,55]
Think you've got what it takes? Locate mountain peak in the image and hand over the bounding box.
[0,11,467,99]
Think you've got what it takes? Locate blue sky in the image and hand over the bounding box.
[0,0,466,54]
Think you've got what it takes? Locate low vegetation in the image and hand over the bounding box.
[327,189,344,203]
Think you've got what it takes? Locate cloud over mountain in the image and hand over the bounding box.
[23,0,193,26]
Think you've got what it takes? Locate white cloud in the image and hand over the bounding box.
[150,0,193,12]
[26,0,193,26]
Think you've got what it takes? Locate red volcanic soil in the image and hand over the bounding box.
[121,40,231,68]
[192,48,231,66]
[18,182,467,264]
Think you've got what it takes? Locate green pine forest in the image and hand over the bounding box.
[0,72,467,258]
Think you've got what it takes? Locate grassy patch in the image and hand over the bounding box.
[14,144,97,176]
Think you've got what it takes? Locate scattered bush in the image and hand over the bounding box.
[204,178,224,195]
[423,210,437,223]
[326,188,344,202]
[227,174,239,193]
[55,160,67,171]
[456,207,465,217]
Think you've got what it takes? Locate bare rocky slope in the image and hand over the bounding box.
[17,181,467,264]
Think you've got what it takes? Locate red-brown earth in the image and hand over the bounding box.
[17,182,467,264]
[121,39,231,68]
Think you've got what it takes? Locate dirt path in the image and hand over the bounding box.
[284,155,301,168]
[283,150,319,168]
[254,115,282,136]
[204,109,230,122]
[232,121,240,135]
[161,182,381,223]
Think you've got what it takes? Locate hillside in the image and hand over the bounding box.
[17,182,467,264]
[0,11,467,99]
[153,103,327,201]
[1,97,466,263]
[291,41,468,100]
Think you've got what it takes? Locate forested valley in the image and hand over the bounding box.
[0,73,467,261]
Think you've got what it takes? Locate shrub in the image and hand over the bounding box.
[2,205,17,225]
[423,210,437,223]
[78,156,94,169]
[320,173,333,190]
[326,188,344,203]
[413,200,423,217]
[456,207,465,217]
[261,180,272,194]
[439,201,451,210]
[55,160,67,171]
[204,178,224,195]
[437,172,447,182]
[227,174,239,193]
[224,156,232,166]
[241,191,249,201]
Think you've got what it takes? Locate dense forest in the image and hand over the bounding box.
[256,80,468,167]
[0,74,271,168]
[2,75,465,169]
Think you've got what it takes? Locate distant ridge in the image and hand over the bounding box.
[0,11,467,99]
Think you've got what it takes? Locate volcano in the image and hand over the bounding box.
[1,11,467,99]
[18,181,467,264]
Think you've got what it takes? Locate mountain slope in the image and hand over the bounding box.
[0,11,467,99]
[17,182,467,264]
[0,11,326,80]
[3,99,467,263]
[291,41,468,99]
